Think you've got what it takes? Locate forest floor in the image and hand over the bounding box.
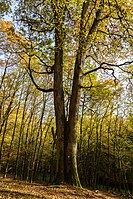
[0,177,132,199]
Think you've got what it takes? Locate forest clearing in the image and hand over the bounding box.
[0,177,130,199]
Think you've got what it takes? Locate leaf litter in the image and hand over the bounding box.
[0,177,131,199]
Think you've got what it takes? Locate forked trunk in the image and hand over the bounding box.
[53,2,86,186]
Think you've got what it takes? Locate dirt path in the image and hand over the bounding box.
[0,177,131,199]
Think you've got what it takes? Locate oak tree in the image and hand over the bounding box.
[12,0,133,186]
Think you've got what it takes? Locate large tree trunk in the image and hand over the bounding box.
[54,7,66,182]
[64,51,84,187]
[53,6,83,185]
[53,0,96,186]
[53,1,88,186]
[54,46,65,182]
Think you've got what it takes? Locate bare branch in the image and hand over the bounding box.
[30,68,48,75]
[31,65,54,75]
[79,85,101,89]
[88,0,104,35]
[83,66,101,75]
[100,60,133,68]
[34,54,54,74]
[27,56,53,92]
[34,0,45,8]
[30,26,54,33]
[83,60,133,76]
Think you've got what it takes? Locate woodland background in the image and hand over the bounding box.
[0,0,133,194]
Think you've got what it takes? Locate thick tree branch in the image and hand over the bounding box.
[88,0,104,35]
[30,68,48,74]
[30,26,54,33]
[34,54,54,74]
[83,60,133,76]
[27,57,53,92]
[100,60,133,68]
[79,85,101,89]
[34,0,45,8]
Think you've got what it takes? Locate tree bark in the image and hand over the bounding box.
[54,7,66,182]
[54,1,89,186]
[64,50,83,186]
